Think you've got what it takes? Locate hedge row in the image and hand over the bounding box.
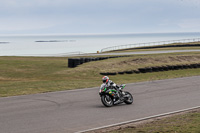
[68,56,130,68]
[100,63,200,75]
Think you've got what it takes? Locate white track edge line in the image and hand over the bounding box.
[75,106,200,133]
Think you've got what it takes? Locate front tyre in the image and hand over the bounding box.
[101,95,113,107]
[124,91,133,104]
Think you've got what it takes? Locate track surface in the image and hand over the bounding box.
[0,76,200,133]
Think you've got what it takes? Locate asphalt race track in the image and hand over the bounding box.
[0,76,200,133]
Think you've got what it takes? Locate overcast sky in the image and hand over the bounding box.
[0,0,200,35]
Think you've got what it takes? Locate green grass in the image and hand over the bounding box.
[0,52,200,97]
[109,110,200,133]
[98,52,200,73]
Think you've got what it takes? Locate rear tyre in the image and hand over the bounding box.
[101,95,113,107]
[124,91,133,104]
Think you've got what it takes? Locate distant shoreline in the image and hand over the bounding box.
[35,40,76,42]
[0,42,9,44]
[1,32,200,56]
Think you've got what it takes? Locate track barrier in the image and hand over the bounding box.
[68,56,130,68]
[100,63,200,75]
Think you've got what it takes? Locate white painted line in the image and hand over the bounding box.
[75,106,200,133]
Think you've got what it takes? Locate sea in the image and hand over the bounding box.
[0,32,200,56]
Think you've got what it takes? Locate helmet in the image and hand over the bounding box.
[102,76,109,83]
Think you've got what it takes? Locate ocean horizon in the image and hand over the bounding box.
[0,32,200,56]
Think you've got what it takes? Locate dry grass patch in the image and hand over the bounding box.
[97,53,200,73]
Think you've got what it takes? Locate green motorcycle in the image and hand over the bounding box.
[99,84,133,107]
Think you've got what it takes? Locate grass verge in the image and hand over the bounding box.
[108,109,200,133]
[0,52,200,97]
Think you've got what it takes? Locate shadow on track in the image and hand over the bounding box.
[91,103,132,108]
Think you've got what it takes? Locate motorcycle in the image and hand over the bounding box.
[99,83,133,107]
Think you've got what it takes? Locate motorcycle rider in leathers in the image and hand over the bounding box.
[102,76,121,103]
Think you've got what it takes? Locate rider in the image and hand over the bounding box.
[102,76,120,102]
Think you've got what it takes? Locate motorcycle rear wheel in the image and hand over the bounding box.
[101,95,114,107]
[124,91,133,104]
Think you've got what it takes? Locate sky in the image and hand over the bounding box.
[0,0,200,35]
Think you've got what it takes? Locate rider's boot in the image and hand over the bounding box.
[114,99,120,104]
[113,94,120,104]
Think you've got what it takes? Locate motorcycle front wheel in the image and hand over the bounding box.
[124,91,133,104]
[101,95,114,107]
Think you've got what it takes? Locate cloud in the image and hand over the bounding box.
[178,0,200,7]
[178,19,200,29]
[0,17,58,31]
[1,0,200,34]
